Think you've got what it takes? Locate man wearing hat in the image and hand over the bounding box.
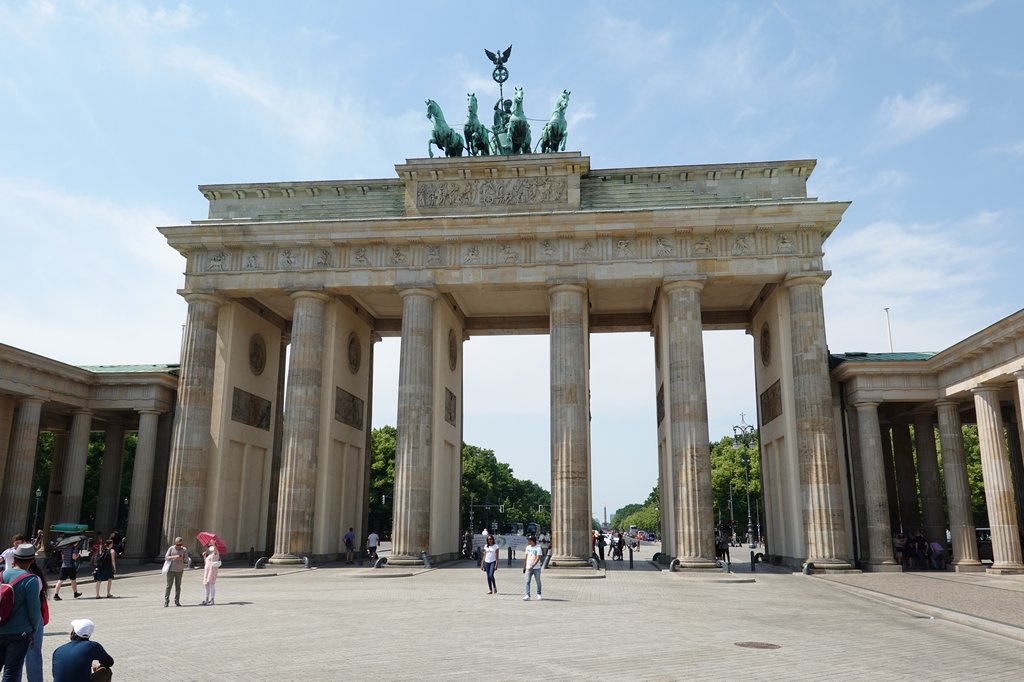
[0,543,42,679]
[52,618,114,682]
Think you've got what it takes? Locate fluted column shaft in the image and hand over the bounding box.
[43,431,68,537]
[1015,372,1024,463]
[663,280,715,568]
[785,275,851,567]
[972,387,1024,571]
[162,293,222,549]
[913,413,946,544]
[94,421,125,535]
[936,401,980,568]
[270,292,329,563]
[125,410,161,558]
[59,409,94,523]
[0,398,44,539]
[548,284,592,567]
[854,403,896,566]
[390,288,438,563]
[891,423,919,533]
[880,425,901,534]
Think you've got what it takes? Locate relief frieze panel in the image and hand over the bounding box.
[415,176,568,210]
[334,386,365,430]
[231,387,272,431]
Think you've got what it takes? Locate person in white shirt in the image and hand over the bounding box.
[480,535,499,594]
[522,535,543,601]
[0,533,25,571]
[539,531,551,558]
[367,530,379,561]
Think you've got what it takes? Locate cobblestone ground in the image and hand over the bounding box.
[34,544,1024,681]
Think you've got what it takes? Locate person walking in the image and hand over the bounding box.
[522,536,543,601]
[481,535,499,594]
[92,539,116,599]
[596,532,606,565]
[343,527,356,565]
[24,561,49,682]
[367,529,379,562]
[52,619,114,682]
[539,531,551,558]
[0,543,42,681]
[162,537,188,607]
[201,542,220,606]
[52,540,82,601]
[0,535,25,572]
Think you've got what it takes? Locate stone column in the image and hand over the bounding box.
[880,425,901,534]
[913,412,946,545]
[390,288,438,565]
[264,332,289,556]
[935,401,981,570]
[1015,372,1024,462]
[42,431,68,538]
[0,396,15,497]
[1006,426,1024,539]
[972,387,1024,573]
[854,403,898,568]
[891,423,920,534]
[162,293,222,551]
[125,410,161,559]
[270,292,329,564]
[548,283,593,567]
[94,421,125,535]
[663,280,716,569]
[59,409,93,523]
[785,274,852,568]
[0,398,43,540]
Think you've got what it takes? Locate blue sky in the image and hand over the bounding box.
[2,1,1022,520]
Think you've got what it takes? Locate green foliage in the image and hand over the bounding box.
[961,425,987,526]
[618,505,660,534]
[367,426,551,537]
[610,503,644,530]
[710,434,761,532]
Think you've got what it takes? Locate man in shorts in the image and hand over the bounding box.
[367,529,379,562]
[343,527,355,564]
[52,541,82,600]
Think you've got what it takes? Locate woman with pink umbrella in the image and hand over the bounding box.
[197,532,225,606]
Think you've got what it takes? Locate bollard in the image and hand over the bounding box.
[302,555,311,569]
[628,545,633,569]
[750,550,756,572]
[420,551,432,569]
[254,557,269,569]
[802,562,814,575]
[373,556,388,569]
[507,547,513,567]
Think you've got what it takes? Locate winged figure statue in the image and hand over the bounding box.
[484,45,512,67]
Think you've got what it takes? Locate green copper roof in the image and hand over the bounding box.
[829,352,935,368]
[78,364,180,376]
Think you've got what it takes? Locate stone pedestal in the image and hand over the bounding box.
[162,293,222,550]
[854,403,898,569]
[389,288,438,566]
[972,387,1024,573]
[547,283,593,568]
[270,292,329,565]
[785,274,853,569]
[663,280,716,570]
[935,401,983,571]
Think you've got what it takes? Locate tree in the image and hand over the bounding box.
[367,425,396,536]
[610,503,643,530]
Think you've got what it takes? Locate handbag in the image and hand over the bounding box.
[161,559,172,574]
[212,560,222,569]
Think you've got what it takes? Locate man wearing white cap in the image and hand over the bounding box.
[51,618,114,682]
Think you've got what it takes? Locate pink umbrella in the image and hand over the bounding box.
[197,532,227,554]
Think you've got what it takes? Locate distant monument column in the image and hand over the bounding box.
[972,387,1024,573]
[935,400,981,570]
[125,409,160,559]
[94,420,125,535]
[547,283,592,567]
[913,412,946,545]
[162,293,223,550]
[853,402,898,568]
[891,423,919,533]
[59,409,94,523]
[784,274,852,569]
[0,398,43,539]
[390,288,438,565]
[269,291,329,565]
[663,279,716,569]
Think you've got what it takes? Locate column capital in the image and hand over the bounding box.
[662,277,705,294]
[397,286,438,300]
[135,408,162,417]
[289,290,331,303]
[16,397,45,408]
[971,385,1002,397]
[180,291,225,307]
[71,408,93,417]
[852,401,880,410]
[1013,369,1024,380]
[935,399,961,409]
[783,271,831,288]
[546,281,588,296]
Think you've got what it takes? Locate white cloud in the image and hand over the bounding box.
[874,85,968,146]
[953,0,996,15]
[986,140,1024,157]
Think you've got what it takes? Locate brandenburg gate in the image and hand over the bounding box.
[158,151,854,570]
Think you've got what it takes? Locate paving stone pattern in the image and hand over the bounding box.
[34,545,1024,681]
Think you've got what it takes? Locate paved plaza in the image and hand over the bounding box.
[28,543,1024,681]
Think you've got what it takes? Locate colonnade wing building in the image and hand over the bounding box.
[2,151,1022,573]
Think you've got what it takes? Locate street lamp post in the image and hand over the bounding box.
[30,487,41,538]
[733,413,757,549]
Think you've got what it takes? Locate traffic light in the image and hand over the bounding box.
[499,504,504,513]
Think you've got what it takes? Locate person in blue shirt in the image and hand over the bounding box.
[0,543,42,681]
[52,619,114,682]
